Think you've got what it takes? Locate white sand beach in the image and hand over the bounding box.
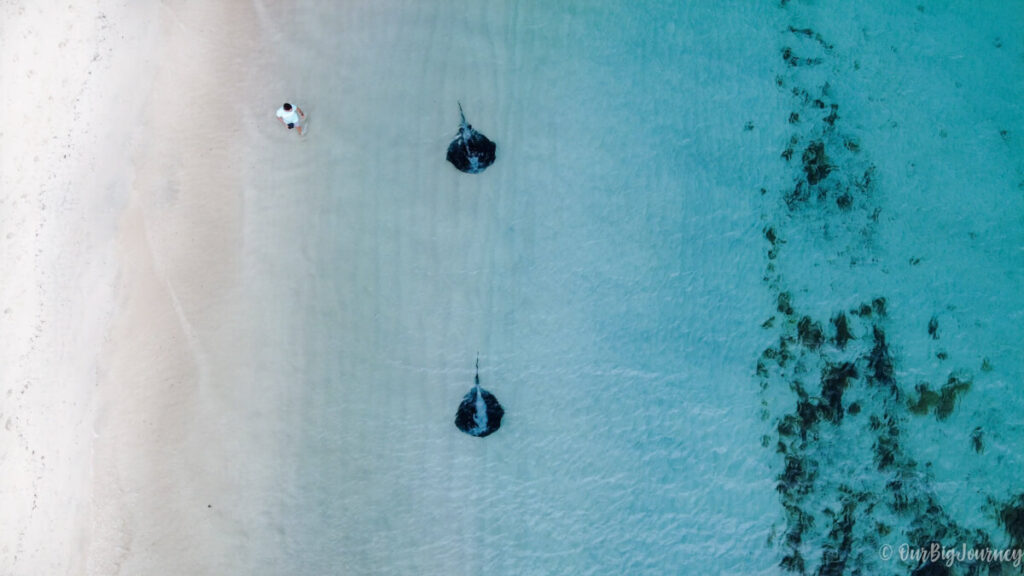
[2,1,272,573]
[1,1,159,572]
[2,1,1022,575]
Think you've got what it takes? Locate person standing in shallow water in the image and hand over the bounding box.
[276,102,306,135]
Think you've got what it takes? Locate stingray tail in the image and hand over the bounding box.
[458,101,468,129]
[474,353,480,387]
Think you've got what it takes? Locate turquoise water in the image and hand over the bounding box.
[240,1,1024,574]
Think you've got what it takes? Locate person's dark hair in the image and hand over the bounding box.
[283,103,292,111]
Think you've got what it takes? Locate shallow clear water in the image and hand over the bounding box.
[239,1,1024,574]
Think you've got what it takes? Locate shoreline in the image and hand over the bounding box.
[89,2,275,574]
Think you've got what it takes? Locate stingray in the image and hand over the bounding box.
[446,103,496,174]
[454,359,504,438]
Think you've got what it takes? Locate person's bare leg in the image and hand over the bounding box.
[296,125,304,136]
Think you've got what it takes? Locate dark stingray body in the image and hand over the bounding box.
[454,386,504,438]
[446,104,496,174]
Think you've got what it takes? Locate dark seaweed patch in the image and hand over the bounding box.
[786,26,834,51]
[796,399,819,433]
[785,182,810,209]
[999,494,1024,548]
[856,166,875,195]
[777,337,794,367]
[820,362,857,424]
[970,427,984,453]
[853,303,872,317]
[760,14,1002,572]
[778,291,794,315]
[779,455,817,495]
[888,479,908,512]
[908,382,940,417]
[835,192,852,210]
[780,552,805,573]
[781,46,823,67]
[907,373,971,420]
[778,415,799,437]
[938,373,972,419]
[868,326,895,386]
[823,104,839,127]
[798,316,824,349]
[802,141,832,185]
[794,381,821,433]
[831,312,852,349]
[818,498,855,576]
[873,418,900,470]
[871,297,887,317]
[765,226,780,261]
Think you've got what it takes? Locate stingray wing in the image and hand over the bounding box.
[447,136,472,172]
[454,388,504,437]
[466,132,496,167]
